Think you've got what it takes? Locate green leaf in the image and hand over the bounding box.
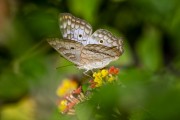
[76,102,94,120]
[136,26,163,71]
[67,0,102,24]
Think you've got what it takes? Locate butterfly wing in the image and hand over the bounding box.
[79,44,122,70]
[59,13,92,45]
[47,38,83,65]
[88,29,124,53]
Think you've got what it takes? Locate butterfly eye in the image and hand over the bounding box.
[79,34,82,38]
[70,47,75,49]
[99,40,103,43]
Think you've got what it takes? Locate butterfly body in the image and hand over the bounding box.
[48,13,124,71]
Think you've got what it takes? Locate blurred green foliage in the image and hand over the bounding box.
[0,0,180,120]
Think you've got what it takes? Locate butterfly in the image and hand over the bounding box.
[59,13,123,50]
[47,13,124,72]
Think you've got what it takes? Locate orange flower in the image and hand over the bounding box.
[108,66,119,75]
[72,86,82,94]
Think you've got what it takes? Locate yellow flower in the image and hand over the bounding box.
[58,100,67,112]
[101,69,108,77]
[108,75,115,83]
[93,72,97,77]
[56,79,78,97]
[94,77,103,87]
[93,72,101,78]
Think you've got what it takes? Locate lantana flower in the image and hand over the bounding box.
[101,69,109,77]
[56,66,121,115]
[90,66,119,88]
[58,100,68,112]
[56,81,86,114]
[108,66,119,75]
[56,79,78,97]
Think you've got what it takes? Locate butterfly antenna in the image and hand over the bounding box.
[56,64,74,69]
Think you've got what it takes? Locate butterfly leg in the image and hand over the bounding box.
[90,69,95,76]
[83,70,92,78]
[91,69,95,73]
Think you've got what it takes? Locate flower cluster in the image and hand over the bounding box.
[57,84,87,114]
[56,66,120,115]
[58,87,85,115]
[56,79,87,115]
[90,66,120,88]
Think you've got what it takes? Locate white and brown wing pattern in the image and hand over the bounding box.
[78,44,122,70]
[88,29,124,53]
[59,13,92,45]
[47,38,83,65]
[59,13,123,50]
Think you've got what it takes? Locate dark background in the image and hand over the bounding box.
[0,0,180,120]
